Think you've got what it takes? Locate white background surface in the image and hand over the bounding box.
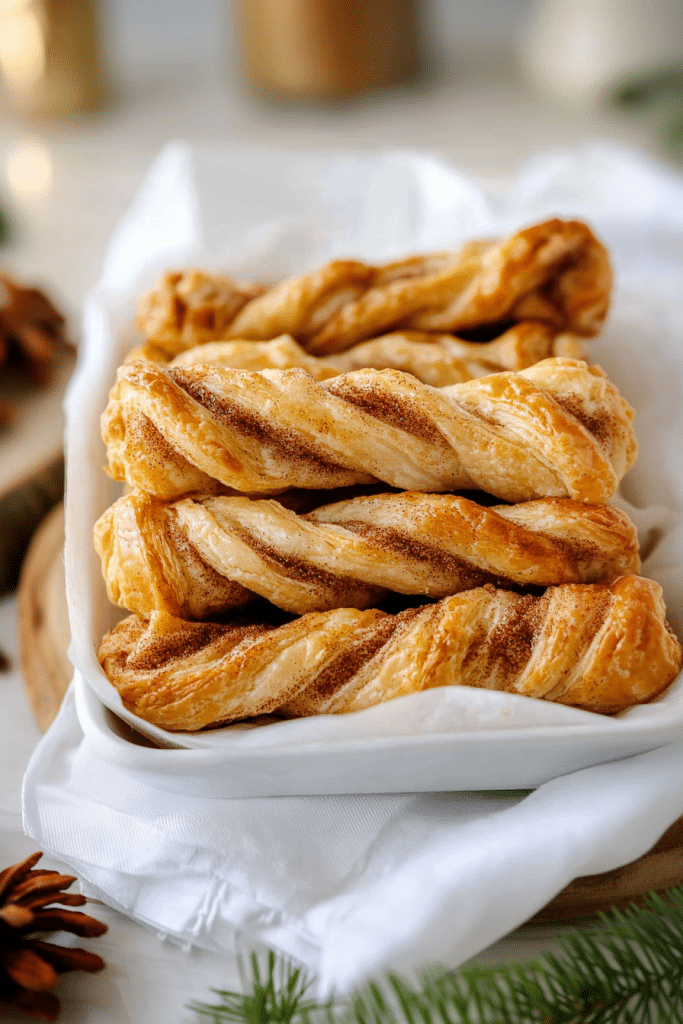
[0,14,680,1019]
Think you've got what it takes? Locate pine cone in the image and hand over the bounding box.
[0,274,69,389]
[0,852,107,1021]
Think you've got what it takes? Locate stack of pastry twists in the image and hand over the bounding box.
[96,353,681,726]
[135,219,612,362]
[95,222,682,731]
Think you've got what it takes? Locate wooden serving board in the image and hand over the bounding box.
[17,503,683,921]
[0,346,76,595]
[18,500,72,732]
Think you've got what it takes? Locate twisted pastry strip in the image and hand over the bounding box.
[135,270,266,358]
[94,490,640,617]
[98,576,682,730]
[324,325,586,380]
[168,334,338,379]
[102,357,637,502]
[159,323,585,387]
[135,220,611,357]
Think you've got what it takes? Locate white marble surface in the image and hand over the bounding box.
[0,54,670,1020]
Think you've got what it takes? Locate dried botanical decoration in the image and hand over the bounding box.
[0,851,107,1021]
[0,273,70,397]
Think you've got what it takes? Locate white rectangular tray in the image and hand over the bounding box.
[74,671,683,798]
[65,143,683,796]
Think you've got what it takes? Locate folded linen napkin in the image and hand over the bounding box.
[23,689,683,994]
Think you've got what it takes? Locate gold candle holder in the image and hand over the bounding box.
[0,0,104,119]
[235,0,420,100]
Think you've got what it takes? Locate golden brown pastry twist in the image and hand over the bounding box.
[102,357,637,502]
[98,576,682,730]
[156,323,585,387]
[322,325,586,379]
[135,270,266,357]
[94,490,640,618]
[135,219,611,358]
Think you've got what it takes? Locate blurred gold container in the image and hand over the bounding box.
[0,0,104,119]
[236,0,420,99]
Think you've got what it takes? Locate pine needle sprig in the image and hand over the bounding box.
[190,886,683,1024]
[189,949,333,1024]
[612,65,683,154]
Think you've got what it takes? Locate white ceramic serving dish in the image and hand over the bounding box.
[73,670,683,798]
[65,143,683,797]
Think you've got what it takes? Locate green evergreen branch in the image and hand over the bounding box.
[612,65,683,154]
[189,949,333,1024]
[0,203,9,245]
[190,887,683,1024]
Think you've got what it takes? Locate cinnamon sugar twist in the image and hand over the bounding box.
[98,576,682,729]
[135,219,611,358]
[135,270,266,356]
[102,357,637,503]
[153,323,586,387]
[94,490,640,617]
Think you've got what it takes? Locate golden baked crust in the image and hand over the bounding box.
[322,324,586,381]
[171,335,341,379]
[101,357,636,502]
[98,576,682,730]
[134,220,611,356]
[94,490,640,618]
[302,220,612,354]
[135,270,267,359]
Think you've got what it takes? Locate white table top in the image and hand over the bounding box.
[0,49,666,1020]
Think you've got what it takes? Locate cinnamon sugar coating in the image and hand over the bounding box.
[94,491,640,618]
[98,576,682,729]
[101,357,636,503]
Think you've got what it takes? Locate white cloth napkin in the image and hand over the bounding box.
[22,140,683,994]
[23,690,683,993]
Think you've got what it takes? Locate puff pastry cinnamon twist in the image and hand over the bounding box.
[136,270,266,356]
[94,490,640,618]
[98,576,682,730]
[157,323,585,387]
[102,357,636,502]
[135,220,610,358]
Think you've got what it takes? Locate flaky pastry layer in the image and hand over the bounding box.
[94,490,640,618]
[98,576,682,730]
[135,270,266,356]
[101,357,637,502]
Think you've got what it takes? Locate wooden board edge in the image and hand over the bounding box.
[17,499,72,733]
